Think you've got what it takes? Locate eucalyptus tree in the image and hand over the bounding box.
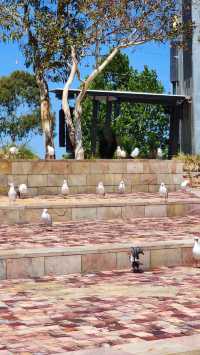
[0,71,41,144]
[19,1,74,158]
[62,0,192,159]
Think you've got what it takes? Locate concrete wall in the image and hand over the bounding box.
[0,159,184,196]
[0,241,193,280]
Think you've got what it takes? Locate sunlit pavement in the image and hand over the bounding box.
[0,267,200,354]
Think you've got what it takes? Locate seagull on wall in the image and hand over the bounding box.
[96,182,105,197]
[9,146,18,156]
[131,147,139,158]
[193,237,200,267]
[8,183,17,204]
[18,184,28,198]
[116,146,122,159]
[159,182,168,201]
[47,145,55,159]
[180,178,190,192]
[157,148,163,159]
[118,181,125,194]
[61,180,69,196]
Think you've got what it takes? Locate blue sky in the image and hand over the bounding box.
[0,41,171,158]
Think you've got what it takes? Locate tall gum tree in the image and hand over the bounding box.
[3,0,75,159]
[62,0,192,160]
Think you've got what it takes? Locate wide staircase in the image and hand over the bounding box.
[0,159,198,280]
[1,159,200,355]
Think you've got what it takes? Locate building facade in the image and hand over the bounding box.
[170,0,200,154]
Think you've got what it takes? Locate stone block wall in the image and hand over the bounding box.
[0,159,184,195]
[0,242,193,280]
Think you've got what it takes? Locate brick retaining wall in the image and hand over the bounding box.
[0,159,184,195]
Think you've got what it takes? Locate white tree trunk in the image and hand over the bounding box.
[36,74,55,159]
[74,100,84,160]
[62,46,77,150]
[65,41,145,160]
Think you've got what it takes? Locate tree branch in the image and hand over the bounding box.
[62,45,77,147]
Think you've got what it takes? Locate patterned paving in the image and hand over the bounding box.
[0,215,199,250]
[0,267,200,353]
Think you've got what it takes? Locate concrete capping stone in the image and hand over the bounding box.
[131,184,149,192]
[182,247,194,266]
[122,205,145,218]
[167,204,187,217]
[97,206,122,219]
[0,160,11,174]
[47,174,65,187]
[82,252,117,273]
[0,242,193,279]
[72,207,97,220]
[68,174,87,186]
[0,260,6,280]
[27,174,48,187]
[145,204,167,218]
[6,257,44,279]
[71,162,91,174]
[45,255,81,275]
[12,161,33,175]
[90,161,109,174]
[127,162,143,173]
[8,174,28,185]
[150,248,182,268]
[0,174,8,187]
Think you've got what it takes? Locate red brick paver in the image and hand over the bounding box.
[0,215,199,250]
[0,267,200,353]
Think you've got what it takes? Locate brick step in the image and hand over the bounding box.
[0,191,199,224]
[0,239,194,280]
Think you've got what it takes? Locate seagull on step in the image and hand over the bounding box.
[159,182,168,201]
[157,147,163,159]
[61,179,69,196]
[18,183,28,198]
[131,147,139,158]
[96,182,105,197]
[8,183,17,204]
[118,180,125,194]
[41,208,52,226]
[193,237,200,267]
[180,178,190,192]
[47,145,55,158]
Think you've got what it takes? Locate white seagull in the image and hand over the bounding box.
[193,237,200,267]
[18,183,28,198]
[131,147,139,158]
[157,147,163,159]
[41,208,52,226]
[180,179,190,192]
[118,181,125,194]
[159,182,168,201]
[96,182,105,197]
[120,149,126,158]
[47,145,55,158]
[116,146,122,159]
[9,146,18,155]
[8,183,17,204]
[61,179,69,196]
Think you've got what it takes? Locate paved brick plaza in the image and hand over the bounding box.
[0,215,198,250]
[0,267,200,354]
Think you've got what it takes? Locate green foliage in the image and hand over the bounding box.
[82,52,169,158]
[0,144,39,160]
[0,70,42,144]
